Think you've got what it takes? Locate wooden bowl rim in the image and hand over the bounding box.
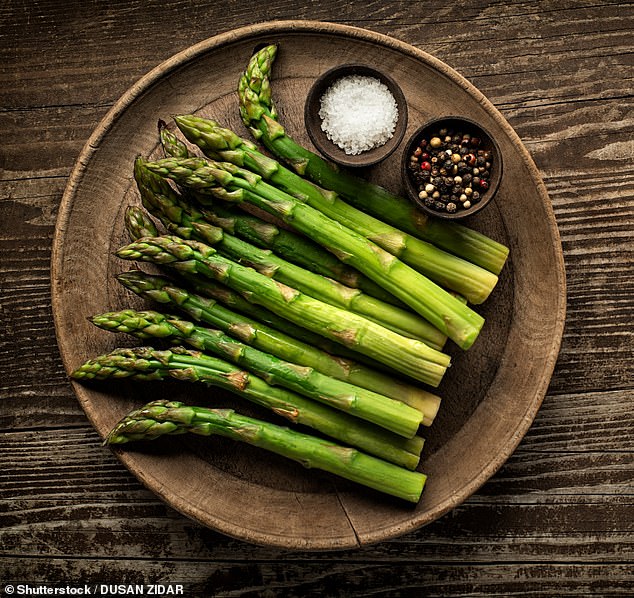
[51,19,567,550]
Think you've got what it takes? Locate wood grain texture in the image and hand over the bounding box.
[1,0,632,594]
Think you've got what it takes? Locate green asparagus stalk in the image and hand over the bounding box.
[122,201,399,367]
[157,126,462,312]
[199,202,406,306]
[102,399,426,503]
[175,114,499,304]
[238,44,509,275]
[159,121,406,308]
[122,208,379,362]
[134,159,446,347]
[90,309,424,438]
[117,270,441,425]
[115,235,450,385]
[142,157,484,350]
[125,205,159,239]
[134,157,225,246]
[200,230,442,345]
[74,346,423,467]
[159,118,191,159]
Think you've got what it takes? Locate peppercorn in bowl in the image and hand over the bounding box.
[304,63,408,168]
[402,116,502,220]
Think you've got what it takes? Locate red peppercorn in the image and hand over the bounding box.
[465,153,477,166]
[479,179,489,190]
[420,161,432,171]
[421,152,430,161]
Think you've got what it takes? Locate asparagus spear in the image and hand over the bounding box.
[73,347,423,467]
[159,122,405,307]
[156,127,462,315]
[91,309,424,438]
[117,270,441,425]
[174,114,499,304]
[158,118,191,159]
[238,44,509,276]
[133,160,445,347]
[142,157,484,350]
[125,204,159,239]
[103,399,426,503]
[122,208,386,363]
[115,235,450,385]
[199,202,406,305]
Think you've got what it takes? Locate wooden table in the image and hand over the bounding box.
[2,2,632,595]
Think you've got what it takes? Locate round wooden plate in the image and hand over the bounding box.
[51,21,566,550]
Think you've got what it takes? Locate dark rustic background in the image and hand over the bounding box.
[1,1,632,596]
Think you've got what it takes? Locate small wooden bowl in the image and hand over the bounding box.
[304,64,408,168]
[402,116,503,220]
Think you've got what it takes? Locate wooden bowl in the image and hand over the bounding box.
[402,116,503,220]
[304,63,408,168]
[51,21,566,550]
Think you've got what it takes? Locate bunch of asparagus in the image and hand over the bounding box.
[71,44,509,504]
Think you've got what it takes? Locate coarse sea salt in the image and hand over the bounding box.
[318,75,399,155]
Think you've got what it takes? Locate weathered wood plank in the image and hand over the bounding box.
[1,0,632,593]
[3,495,633,561]
[1,558,633,597]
